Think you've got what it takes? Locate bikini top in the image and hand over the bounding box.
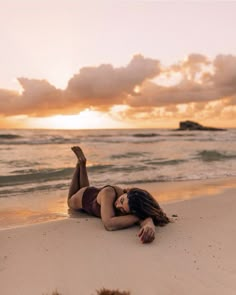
[82,185,118,217]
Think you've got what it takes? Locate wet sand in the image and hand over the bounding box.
[1,176,236,230]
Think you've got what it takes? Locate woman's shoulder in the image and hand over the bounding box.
[101,185,124,196]
[112,185,125,196]
[96,185,117,205]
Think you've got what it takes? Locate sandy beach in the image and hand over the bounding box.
[1,1,236,294]
[1,178,236,295]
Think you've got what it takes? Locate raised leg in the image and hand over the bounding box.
[67,146,90,202]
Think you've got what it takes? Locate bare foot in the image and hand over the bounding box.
[71,146,87,165]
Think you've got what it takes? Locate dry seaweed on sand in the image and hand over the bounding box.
[97,288,130,295]
[43,291,61,295]
[44,288,130,295]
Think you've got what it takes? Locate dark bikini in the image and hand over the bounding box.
[82,185,118,217]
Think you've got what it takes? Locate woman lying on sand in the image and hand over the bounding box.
[67,146,170,243]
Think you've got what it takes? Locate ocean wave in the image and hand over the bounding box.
[132,133,160,137]
[0,139,78,145]
[2,136,219,145]
[0,137,124,145]
[0,168,73,187]
[0,164,149,188]
[88,164,115,172]
[168,133,196,137]
[144,159,187,165]
[0,164,123,187]
[197,150,236,161]
[5,160,41,168]
[122,179,160,184]
[0,132,226,145]
[0,134,22,139]
[121,175,172,185]
[90,164,145,173]
[86,140,124,144]
[111,152,148,159]
[111,165,146,173]
[87,134,113,138]
[132,140,163,144]
[186,138,215,142]
[0,183,68,197]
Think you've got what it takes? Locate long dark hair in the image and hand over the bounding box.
[127,188,170,226]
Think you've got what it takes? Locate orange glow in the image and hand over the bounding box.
[22,109,129,129]
[133,85,141,94]
[1,104,236,129]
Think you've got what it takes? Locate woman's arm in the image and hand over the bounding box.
[99,187,140,231]
[104,214,140,231]
[99,187,156,243]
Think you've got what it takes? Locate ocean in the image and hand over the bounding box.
[1,128,236,229]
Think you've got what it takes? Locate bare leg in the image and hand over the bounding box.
[67,146,90,202]
[68,162,80,201]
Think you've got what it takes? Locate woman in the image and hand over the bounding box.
[68,146,170,243]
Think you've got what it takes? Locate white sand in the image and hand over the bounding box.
[1,181,236,295]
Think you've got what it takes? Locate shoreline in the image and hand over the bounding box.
[1,177,236,295]
[1,176,236,231]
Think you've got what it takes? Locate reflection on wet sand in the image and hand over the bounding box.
[147,177,236,203]
[1,177,236,230]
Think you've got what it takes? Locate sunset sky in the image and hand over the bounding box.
[0,0,236,129]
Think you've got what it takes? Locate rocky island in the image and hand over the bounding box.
[175,120,227,131]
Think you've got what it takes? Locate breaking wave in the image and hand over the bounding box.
[132,133,160,137]
[0,133,22,139]
[197,150,236,162]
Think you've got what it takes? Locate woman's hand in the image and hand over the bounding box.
[138,219,155,243]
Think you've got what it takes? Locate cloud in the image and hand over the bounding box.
[66,54,160,105]
[170,53,210,78]
[0,53,236,125]
[0,79,65,116]
[127,54,236,108]
[126,79,221,107]
[0,89,20,116]
[0,55,160,116]
[212,55,236,98]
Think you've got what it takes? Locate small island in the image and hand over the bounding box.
[175,120,227,131]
